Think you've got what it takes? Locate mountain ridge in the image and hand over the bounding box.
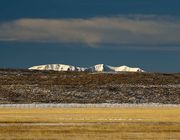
[29,64,145,72]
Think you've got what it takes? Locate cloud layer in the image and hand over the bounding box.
[0,15,180,50]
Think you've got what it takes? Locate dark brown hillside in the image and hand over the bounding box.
[0,69,179,104]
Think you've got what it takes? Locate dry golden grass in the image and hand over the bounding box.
[0,107,179,140]
[0,107,179,123]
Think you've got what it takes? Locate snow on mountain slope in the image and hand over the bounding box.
[87,64,113,72]
[108,65,144,72]
[29,64,145,72]
[29,64,86,72]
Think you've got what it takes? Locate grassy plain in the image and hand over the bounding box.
[0,107,179,140]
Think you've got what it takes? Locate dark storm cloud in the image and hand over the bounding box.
[0,15,180,51]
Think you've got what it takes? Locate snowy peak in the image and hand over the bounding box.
[29,64,86,72]
[87,64,113,72]
[109,65,145,72]
[29,64,145,72]
[86,64,145,72]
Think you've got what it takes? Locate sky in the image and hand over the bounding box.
[0,0,180,72]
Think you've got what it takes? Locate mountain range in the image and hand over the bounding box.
[29,64,145,72]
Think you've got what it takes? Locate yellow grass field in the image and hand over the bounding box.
[0,107,179,140]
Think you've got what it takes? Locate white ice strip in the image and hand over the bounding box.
[0,103,179,108]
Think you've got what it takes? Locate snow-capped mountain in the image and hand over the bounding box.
[29,64,86,72]
[87,64,144,72]
[29,64,145,72]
